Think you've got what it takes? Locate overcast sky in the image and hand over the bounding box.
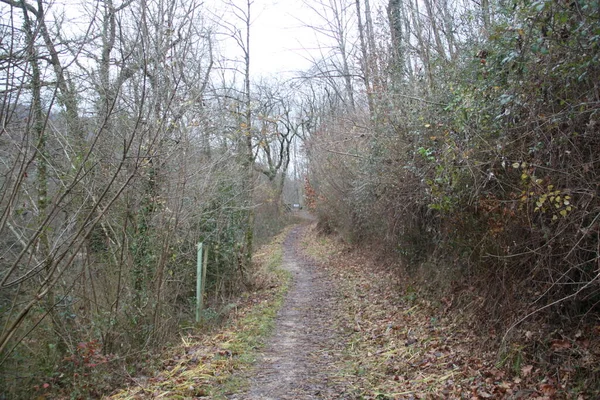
[239,0,322,77]
[0,0,336,79]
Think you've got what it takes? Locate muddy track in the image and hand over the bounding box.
[229,225,346,399]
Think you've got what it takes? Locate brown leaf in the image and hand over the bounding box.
[492,368,505,379]
[551,339,571,350]
[525,331,533,340]
[539,383,556,395]
[521,365,533,377]
[498,381,512,389]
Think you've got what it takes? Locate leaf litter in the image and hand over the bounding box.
[299,224,600,399]
[109,227,293,399]
[110,222,600,399]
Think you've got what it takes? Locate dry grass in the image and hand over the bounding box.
[107,227,294,399]
[299,225,600,399]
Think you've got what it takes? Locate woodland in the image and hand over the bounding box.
[0,0,599,398]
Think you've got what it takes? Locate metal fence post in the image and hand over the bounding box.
[196,242,203,323]
[202,245,208,308]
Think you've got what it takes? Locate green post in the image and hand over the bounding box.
[196,242,203,323]
[202,246,208,307]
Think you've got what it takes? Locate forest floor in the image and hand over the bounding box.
[110,220,599,399]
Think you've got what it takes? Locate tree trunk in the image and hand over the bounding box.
[482,0,491,31]
[388,0,405,78]
[363,0,379,89]
[423,0,447,61]
[243,0,254,274]
[21,0,61,355]
[355,0,375,118]
[410,0,434,90]
[439,0,457,60]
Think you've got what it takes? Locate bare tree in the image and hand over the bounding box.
[214,0,257,274]
[252,80,304,202]
[0,1,219,394]
[301,0,359,111]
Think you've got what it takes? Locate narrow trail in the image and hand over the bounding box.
[230,224,344,399]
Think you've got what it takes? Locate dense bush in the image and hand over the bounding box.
[306,0,600,333]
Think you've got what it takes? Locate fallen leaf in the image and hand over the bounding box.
[551,340,571,350]
[539,383,556,395]
[521,365,533,377]
[499,381,512,389]
[525,331,533,340]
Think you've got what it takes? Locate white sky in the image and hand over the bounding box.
[245,0,386,77]
[249,0,317,76]
[0,0,338,80]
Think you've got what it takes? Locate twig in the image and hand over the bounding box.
[387,92,448,107]
[324,148,366,159]
[501,271,600,344]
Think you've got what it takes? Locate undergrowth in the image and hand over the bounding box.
[301,225,600,399]
[106,226,292,399]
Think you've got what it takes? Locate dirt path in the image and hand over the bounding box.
[109,221,599,399]
[229,225,344,399]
